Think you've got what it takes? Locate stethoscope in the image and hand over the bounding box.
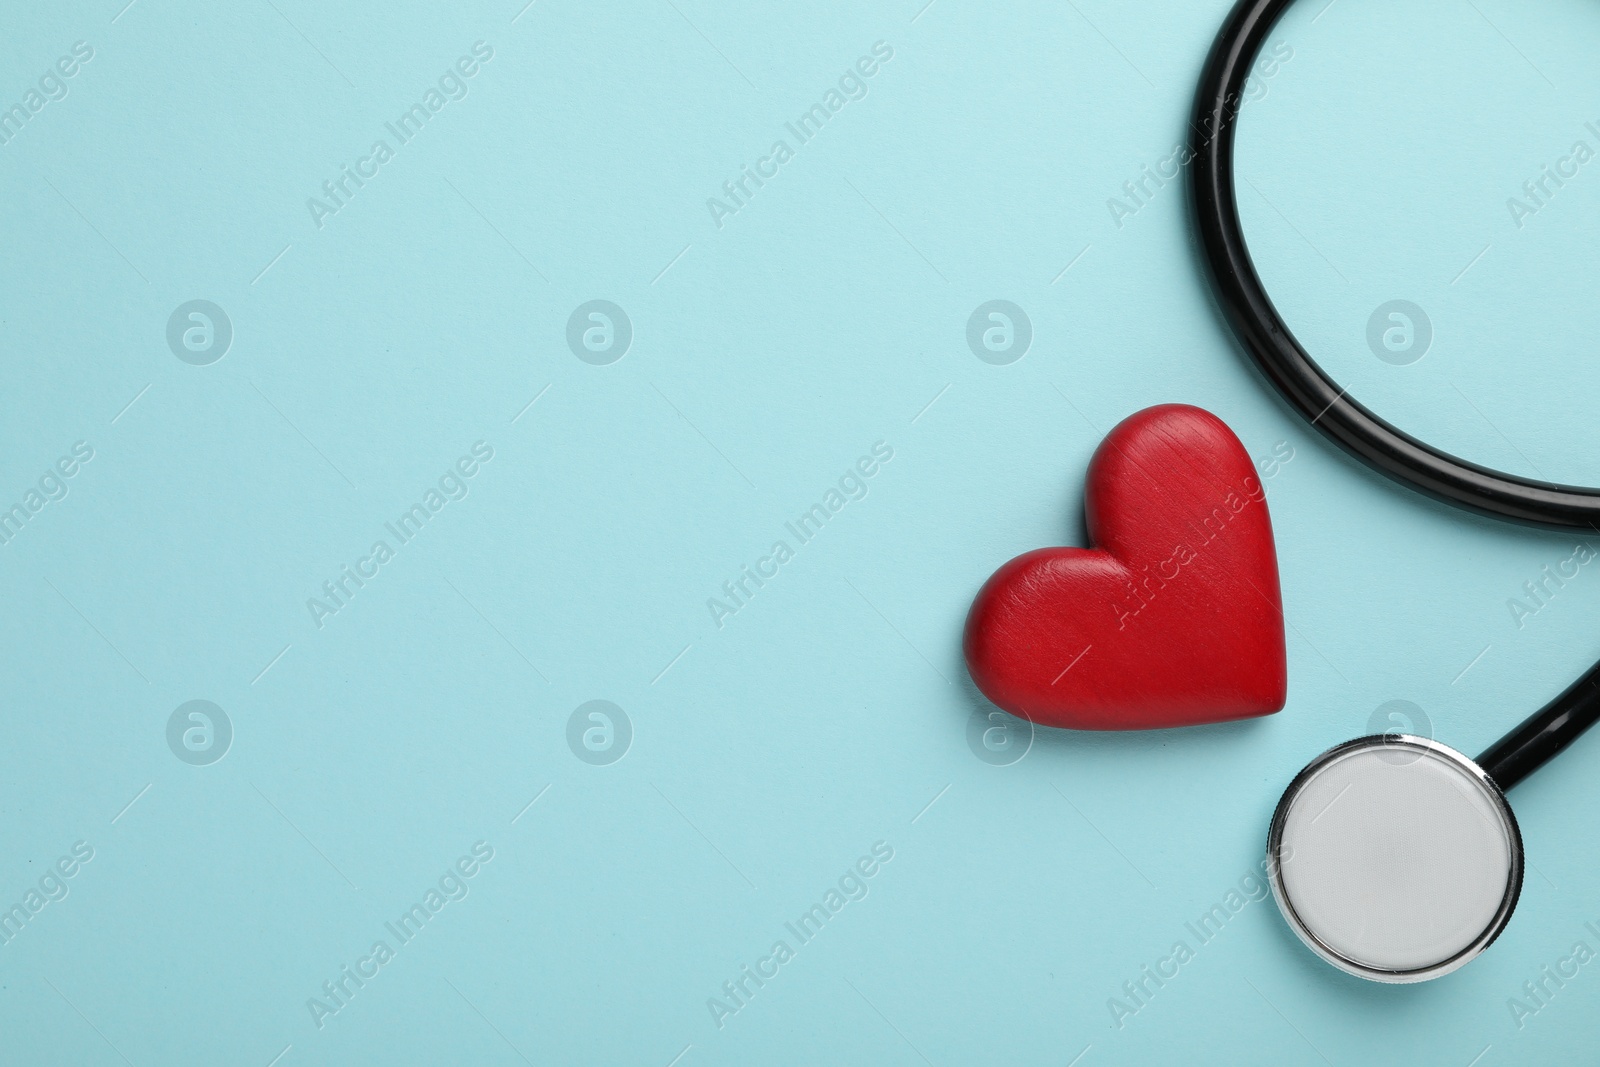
[1193,0,1600,982]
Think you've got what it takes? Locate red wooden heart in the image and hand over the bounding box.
[963,404,1287,730]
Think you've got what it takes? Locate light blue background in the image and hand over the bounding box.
[2,0,1599,1063]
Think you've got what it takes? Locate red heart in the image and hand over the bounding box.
[963,404,1287,730]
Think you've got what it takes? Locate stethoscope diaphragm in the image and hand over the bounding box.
[1267,736,1522,983]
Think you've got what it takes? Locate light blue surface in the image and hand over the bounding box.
[2,0,1599,1063]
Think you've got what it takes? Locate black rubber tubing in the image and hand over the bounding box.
[1190,0,1600,790]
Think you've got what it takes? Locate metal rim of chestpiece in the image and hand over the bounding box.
[1266,735,1523,983]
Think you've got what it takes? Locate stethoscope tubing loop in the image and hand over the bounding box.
[1190,0,1600,531]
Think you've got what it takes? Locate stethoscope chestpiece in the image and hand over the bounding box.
[1267,735,1523,983]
